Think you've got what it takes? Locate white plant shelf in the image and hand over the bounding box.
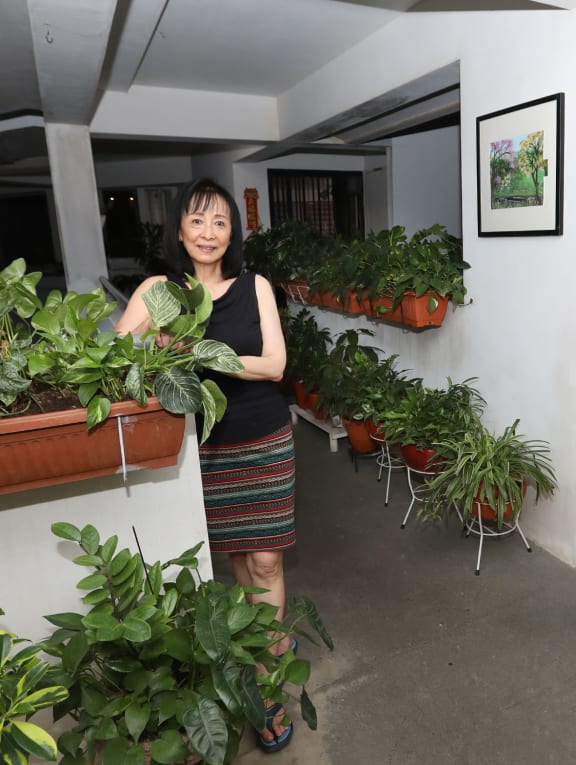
[289,404,348,453]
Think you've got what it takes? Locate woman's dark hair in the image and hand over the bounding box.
[163,177,244,278]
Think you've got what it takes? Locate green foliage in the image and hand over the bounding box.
[280,308,332,389]
[422,419,557,529]
[243,220,332,283]
[0,610,68,763]
[43,523,332,765]
[0,260,243,442]
[315,329,388,419]
[375,378,486,449]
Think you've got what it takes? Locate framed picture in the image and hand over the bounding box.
[476,93,564,236]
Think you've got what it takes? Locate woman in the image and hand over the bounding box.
[115,178,296,753]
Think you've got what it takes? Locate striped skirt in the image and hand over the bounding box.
[199,423,296,553]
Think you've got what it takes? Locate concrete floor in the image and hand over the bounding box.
[211,418,576,765]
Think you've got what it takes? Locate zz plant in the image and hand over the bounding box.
[43,522,333,765]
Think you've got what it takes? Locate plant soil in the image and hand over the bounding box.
[2,382,83,418]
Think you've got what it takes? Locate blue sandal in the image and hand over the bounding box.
[258,702,294,754]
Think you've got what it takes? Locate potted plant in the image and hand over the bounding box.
[0,609,69,763]
[243,220,331,302]
[281,308,332,414]
[381,224,469,328]
[421,418,557,530]
[42,522,333,765]
[315,329,383,452]
[377,378,486,472]
[0,258,243,494]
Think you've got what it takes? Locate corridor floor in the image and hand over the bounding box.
[213,419,576,765]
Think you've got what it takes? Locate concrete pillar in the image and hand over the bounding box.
[45,122,108,292]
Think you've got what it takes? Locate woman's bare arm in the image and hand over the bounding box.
[113,275,167,335]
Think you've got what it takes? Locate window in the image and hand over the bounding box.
[268,170,364,238]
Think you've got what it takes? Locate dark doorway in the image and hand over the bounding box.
[0,193,58,272]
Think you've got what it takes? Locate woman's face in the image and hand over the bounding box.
[179,194,232,267]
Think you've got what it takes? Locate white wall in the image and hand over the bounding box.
[390,126,462,237]
[0,417,212,644]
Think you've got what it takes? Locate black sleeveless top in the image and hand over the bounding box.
[198,272,289,446]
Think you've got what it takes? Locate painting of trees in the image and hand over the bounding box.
[489,131,545,209]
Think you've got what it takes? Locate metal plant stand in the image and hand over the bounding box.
[460,502,532,576]
[370,434,405,506]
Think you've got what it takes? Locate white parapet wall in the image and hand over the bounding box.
[0,415,212,643]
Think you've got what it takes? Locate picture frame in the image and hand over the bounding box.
[476,93,564,236]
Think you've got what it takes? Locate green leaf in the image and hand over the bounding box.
[301,686,318,730]
[122,616,151,643]
[284,658,311,685]
[9,720,59,760]
[142,280,182,327]
[62,631,89,676]
[183,698,228,764]
[86,396,112,430]
[155,367,202,414]
[150,730,190,765]
[193,339,244,374]
[227,603,257,634]
[195,599,229,661]
[76,573,107,591]
[51,522,81,542]
[72,554,104,567]
[101,535,119,563]
[239,665,266,730]
[124,701,150,743]
[125,364,146,405]
[1,732,33,764]
[44,612,84,630]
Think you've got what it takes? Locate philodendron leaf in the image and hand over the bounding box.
[154,367,202,413]
[183,698,228,765]
[192,339,244,374]
[142,280,181,328]
[125,363,147,405]
[301,686,318,731]
[195,598,230,661]
[239,665,266,731]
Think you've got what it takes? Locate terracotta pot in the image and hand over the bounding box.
[401,444,442,473]
[399,291,449,328]
[279,279,310,304]
[316,291,340,310]
[293,381,312,410]
[343,418,377,454]
[473,480,527,522]
[0,397,185,496]
[306,392,329,420]
[365,292,404,323]
[343,290,370,315]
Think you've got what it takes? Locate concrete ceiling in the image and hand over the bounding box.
[0,0,575,182]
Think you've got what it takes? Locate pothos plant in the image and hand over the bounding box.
[0,259,243,443]
[42,522,333,765]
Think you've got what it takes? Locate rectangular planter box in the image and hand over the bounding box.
[0,398,185,496]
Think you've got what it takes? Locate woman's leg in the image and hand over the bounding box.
[229,549,291,743]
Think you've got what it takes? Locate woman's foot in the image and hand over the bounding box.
[258,703,294,753]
